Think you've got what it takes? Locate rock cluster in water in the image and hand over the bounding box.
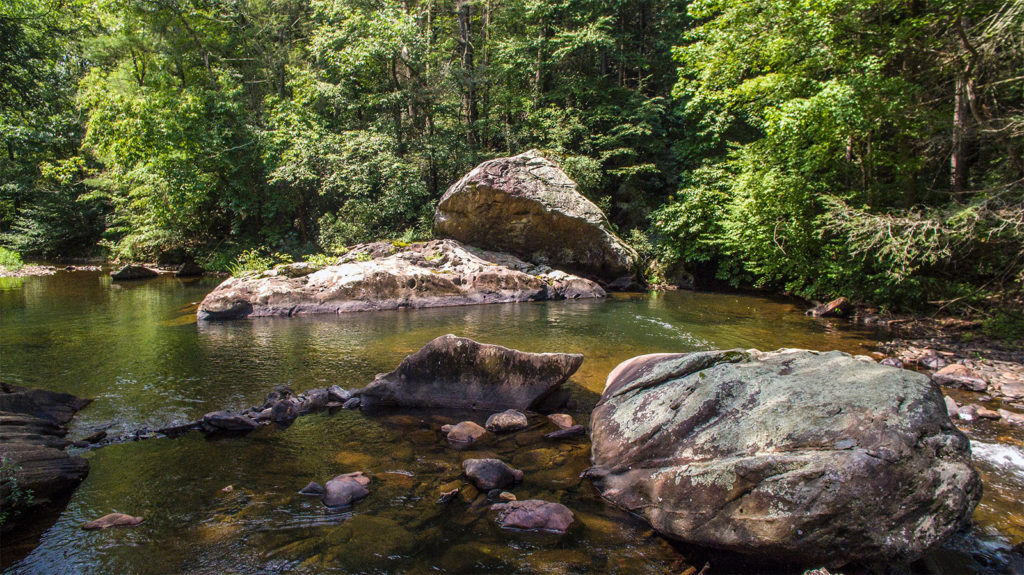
[198,150,644,321]
[587,349,982,568]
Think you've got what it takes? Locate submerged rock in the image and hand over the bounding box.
[544,425,586,440]
[197,239,604,321]
[588,349,981,568]
[358,335,583,411]
[82,513,144,530]
[491,499,574,533]
[442,421,487,444]
[322,472,370,507]
[485,409,529,433]
[463,458,523,491]
[299,481,325,496]
[110,265,158,281]
[434,150,638,282]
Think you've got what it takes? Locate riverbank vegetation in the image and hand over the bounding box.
[1,0,1022,312]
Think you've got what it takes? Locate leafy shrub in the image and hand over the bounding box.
[0,247,24,271]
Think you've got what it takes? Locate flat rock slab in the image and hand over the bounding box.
[588,349,981,568]
[434,150,637,281]
[197,239,604,320]
[491,499,574,533]
[82,513,144,530]
[0,385,90,530]
[358,334,583,411]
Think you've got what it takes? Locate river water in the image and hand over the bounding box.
[1,271,1020,573]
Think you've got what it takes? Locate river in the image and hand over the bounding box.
[1,271,1020,573]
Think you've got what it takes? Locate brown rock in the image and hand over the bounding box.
[197,239,604,320]
[933,364,988,392]
[491,499,574,533]
[323,472,370,507]
[463,458,523,491]
[544,425,586,440]
[998,409,1024,426]
[441,421,487,444]
[82,513,144,530]
[547,413,574,429]
[175,262,205,277]
[588,349,981,567]
[201,411,258,432]
[359,335,583,411]
[485,409,529,433]
[434,150,638,281]
[975,406,1000,420]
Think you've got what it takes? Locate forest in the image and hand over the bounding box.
[2,0,1023,312]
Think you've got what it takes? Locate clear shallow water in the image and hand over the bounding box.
[1,271,1021,573]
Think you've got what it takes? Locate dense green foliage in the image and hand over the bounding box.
[2,0,1022,310]
[655,0,1024,308]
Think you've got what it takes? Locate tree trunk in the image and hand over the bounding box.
[457,0,478,147]
[951,74,971,192]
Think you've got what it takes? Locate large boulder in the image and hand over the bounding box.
[110,265,158,280]
[587,349,981,568]
[197,239,604,320]
[434,150,638,282]
[358,335,583,411]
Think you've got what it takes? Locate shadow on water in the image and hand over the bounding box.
[0,271,1021,574]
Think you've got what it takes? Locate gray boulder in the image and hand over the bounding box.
[322,472,370,507]
[441,421,487,444]
[358,335,582,411]
[588,349,981,568]
[434,150,638,282]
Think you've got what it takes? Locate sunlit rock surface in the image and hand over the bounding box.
[197,239,604,320]
[588,349,982,568]
[434,150,638,282]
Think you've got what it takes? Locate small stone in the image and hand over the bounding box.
[322,472,370,507]
[544,425,586,440]
[957,404,977,421]
[975,406,1000,420]
[264,386,295,407]
[498,491,517,502]
[547,413,574,429]
[463,458,523,491]
[920,355,949,370]
[879,357,904,369]
[491,499,574,533]
[442,421,487,444]
[82,513,144,530]
[328,385,351,403]
[944,396,959,416]
[342,397,361,409]
[998,409,1024,426]
[83,430,107,444]
[485,409,529,433]
[202,410,258,432]
[270,400,298,423]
